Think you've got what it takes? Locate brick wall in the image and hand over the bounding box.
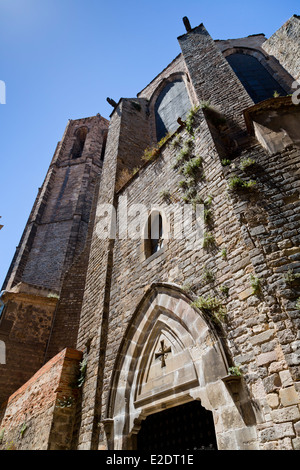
[0,348,82,450]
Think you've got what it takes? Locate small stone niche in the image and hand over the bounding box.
[244,97,300,154]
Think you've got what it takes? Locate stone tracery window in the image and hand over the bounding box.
[155,79,191,141]
[226,53,287,103]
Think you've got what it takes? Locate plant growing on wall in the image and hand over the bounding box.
[221,247,227,260]
[182,283,194,294]
[57,396,75,409]
[228,176,257,191]
[203,232,215,249]
[199,101,227,128]
[47,293,60,299]
[160,190,172,204]
[191,295,227,324]
[171,133,182,148]
[202,267,215,283]
[228,365,242,377]
[181,156,203,178]
[185,106,200,135]
[5,441,16,450]
[240,158,256,171]
[142,132,172,161]
[77,358,88,388]
[204,207,213,226]
[284,269,300,286]
[173,143,194,170]
[20,422,28,439]
[250,274,261,295]
[219,284,230,297]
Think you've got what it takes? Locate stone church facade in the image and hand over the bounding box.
[0,15,300,451]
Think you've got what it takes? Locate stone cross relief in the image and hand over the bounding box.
[155,340,171,368]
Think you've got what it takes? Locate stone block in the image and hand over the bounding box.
[235,426,259,450]
[263,374,281,393]
[238,288,253,301]
[279,369,294,388]
[271,405,300,423]
[279,386,300,406]
[259,422,295,443]
[294,420,300,437]
[292,437,300,450]
[257,350,278,367]
[250,329,275,346]
[266,393,279,409]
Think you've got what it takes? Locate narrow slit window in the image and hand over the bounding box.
[145,211,164,258]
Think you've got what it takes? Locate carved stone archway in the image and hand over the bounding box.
[106,284,258,450]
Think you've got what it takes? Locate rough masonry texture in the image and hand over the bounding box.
[0,15,300,451]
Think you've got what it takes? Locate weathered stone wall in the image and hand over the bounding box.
[115,98,151,191]
[263,15,300,82]
[98,112,258,449]
[96,105,300,450]
[0,348,82,450]
[221,142,300,450]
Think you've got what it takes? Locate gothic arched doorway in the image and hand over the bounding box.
[136,401,217,452]
[106,284,258,450]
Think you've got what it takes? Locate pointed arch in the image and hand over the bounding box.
[105,283,237,450]
[71,126,89,159]
[225,49,288,103]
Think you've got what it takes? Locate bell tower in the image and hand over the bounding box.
[3,114,109,292]
[0,114,109,404]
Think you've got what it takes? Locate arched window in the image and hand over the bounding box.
[226,53,287,104]
[144,211,164,258]
[155,79,191,141]
[71,127,88,159]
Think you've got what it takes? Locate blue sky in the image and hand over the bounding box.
[0,0,298,287]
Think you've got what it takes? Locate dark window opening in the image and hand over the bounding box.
[100,132,108,162]
[155,79,191,142]
[145,212,164,258]
[137,401,218,451]
[71,127,88,159]
[226,53,287,104]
